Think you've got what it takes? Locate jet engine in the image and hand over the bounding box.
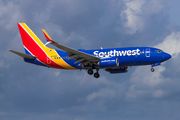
[98,58,119,68]
[106,66,128,74]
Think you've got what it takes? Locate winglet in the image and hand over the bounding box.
[42,29,55,43]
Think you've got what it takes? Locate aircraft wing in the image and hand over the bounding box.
[42,29,100,65]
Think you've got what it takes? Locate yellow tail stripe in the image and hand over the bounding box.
[42,29,52,40]
[20,23,76,70]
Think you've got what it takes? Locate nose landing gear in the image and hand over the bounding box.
[151,63,161,72]
[151,67,155,72]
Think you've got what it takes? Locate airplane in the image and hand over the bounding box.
[9,23,171,78]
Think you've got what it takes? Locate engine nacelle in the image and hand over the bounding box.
[98,58,119,68]
[106,67,128,74]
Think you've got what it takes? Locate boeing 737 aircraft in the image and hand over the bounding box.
[9,23,171,78]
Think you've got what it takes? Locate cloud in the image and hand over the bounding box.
[153,90,165,98]
[126,29,180,101]
[130,66,166,87]
[86,87,116,102]
[121,0,164,34]
[1,0,180,120]
[0,1,24,30]
[32,0,91,49]
[125,66,168,101]
[147,0,163,14]
[121,0,145,34]
[155,31,180,57]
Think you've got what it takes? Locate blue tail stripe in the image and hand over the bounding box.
[24,48,31,55]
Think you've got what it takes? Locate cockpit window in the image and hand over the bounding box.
[155,50,163,53]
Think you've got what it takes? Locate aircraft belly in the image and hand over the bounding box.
[117,55,152,66]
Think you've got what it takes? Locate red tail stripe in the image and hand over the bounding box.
[18,23,66,69]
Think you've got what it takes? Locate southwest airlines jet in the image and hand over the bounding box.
[9,23,171,78]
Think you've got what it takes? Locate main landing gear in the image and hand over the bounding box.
[87,69,100,78]
[87,69,93,75]
[94,71,100,78]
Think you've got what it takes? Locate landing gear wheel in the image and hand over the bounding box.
[151,68,155,72]
[94,72,100,78]
[87,69,93,75]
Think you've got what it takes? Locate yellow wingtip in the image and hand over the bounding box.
[42,29,52,40]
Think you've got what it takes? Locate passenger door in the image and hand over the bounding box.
[145,48,150,57]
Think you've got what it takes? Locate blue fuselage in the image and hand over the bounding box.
[55,47,171,69]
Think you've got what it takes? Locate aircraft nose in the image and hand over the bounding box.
[164,53,171,60]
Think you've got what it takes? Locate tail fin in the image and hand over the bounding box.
[17,23,66,69]
[18,23,48,56]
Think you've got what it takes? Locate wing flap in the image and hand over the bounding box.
[8,50,36,59]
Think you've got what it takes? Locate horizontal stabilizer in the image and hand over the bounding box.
[8,50,36,59]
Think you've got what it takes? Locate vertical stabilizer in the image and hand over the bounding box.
[18,23,47,56]
[17,23,66,69]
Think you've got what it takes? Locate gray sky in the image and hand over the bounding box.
[1,0,180,120]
